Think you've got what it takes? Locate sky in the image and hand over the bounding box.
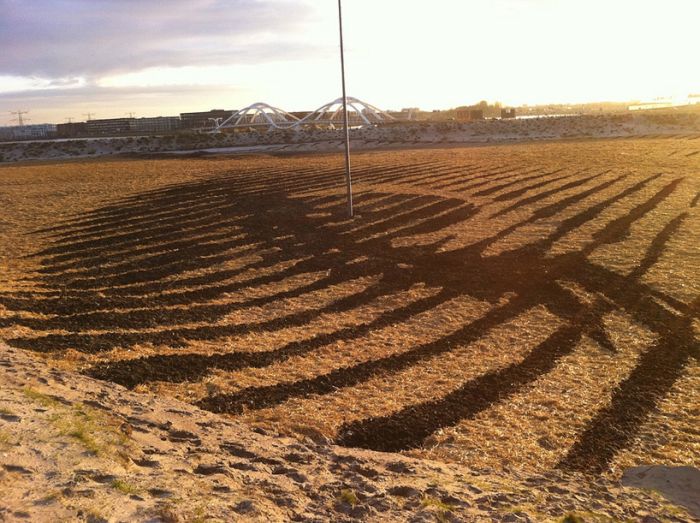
[1,0,699,124]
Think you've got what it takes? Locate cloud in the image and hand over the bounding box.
[0,75,86,94]
[0,0,319,78]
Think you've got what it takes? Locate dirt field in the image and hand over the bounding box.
[1,137,698,480]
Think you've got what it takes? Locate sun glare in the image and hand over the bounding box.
[88,0,700,113]
[2,0,699,120]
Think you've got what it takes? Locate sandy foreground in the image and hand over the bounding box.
[0,342,697,522]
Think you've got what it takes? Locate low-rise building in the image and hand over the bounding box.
[0,124,57,141]
[56,122,88,138]
[130,116,181,134]
[0,127,13,141]
[85,118,134,136]
[180,110,235,130]
[455,109,484,121]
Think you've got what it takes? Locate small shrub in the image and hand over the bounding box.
[421,495,454,521]
[338,488,359,506]
[111,479,139,495]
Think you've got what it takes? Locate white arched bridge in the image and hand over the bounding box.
[214,97,393,132]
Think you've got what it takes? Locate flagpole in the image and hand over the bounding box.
[338,0,353,218]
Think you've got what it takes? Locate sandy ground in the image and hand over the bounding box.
[1,342,697,522]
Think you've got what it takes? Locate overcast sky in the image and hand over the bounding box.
[1,0,699,124]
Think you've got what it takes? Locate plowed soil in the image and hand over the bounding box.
[1,137,698,480]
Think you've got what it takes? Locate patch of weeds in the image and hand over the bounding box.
[111,478,139,495]
[59,416,103,455]
[421,495,453,511]
[338,488,359,507]
[50,403,132,464]
[0,430,15,449]
[421,495,453,520]
[192,504,215,523]
[23,387,60,408]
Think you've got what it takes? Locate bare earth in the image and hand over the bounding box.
[0,136,699,521]
[1,342,695,522]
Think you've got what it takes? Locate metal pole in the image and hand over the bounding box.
[338,0,353,218]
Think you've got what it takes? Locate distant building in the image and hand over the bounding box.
[501,108,516,119]
[85,118,134,136]
[0,124,56,141]
[60,116,180,137]
[130,116,181,134]
[180,109,234,130]
[454,109,469,121]
[455,109,484,121]
[56,122,88,138]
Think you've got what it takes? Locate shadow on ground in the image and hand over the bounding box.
[1,156,697,474]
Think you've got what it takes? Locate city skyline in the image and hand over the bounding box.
[2,0,700,124]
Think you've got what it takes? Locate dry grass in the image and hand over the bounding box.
[0,429,14,449]
[0,137,698,478]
